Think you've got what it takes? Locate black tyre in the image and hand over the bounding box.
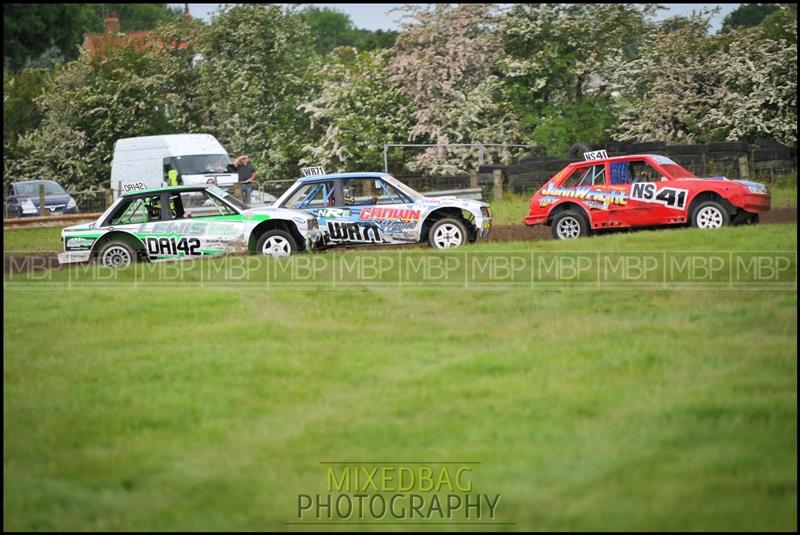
[567,142,592,159]
[551,210,589,240]
[428,217,468,249]
[691,201,730,229]
[97,240,137,268]
[256,229,297,257]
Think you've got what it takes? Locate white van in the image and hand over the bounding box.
[110,134,240,198]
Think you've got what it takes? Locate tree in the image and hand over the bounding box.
[608,16,719,143]
[3,4,95,73]
[701,16,797,144]
[189,4,320,181]
[5,42,180,188]
[498,4,655,153]
[721,3,781,33]
[301,6,397,55]
[300,47,413,172]
[3,68,51,149]
[390,4,521,174]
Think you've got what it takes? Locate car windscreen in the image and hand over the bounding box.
[14,181,67,197]
[207,185,249,210]
[651,156,697,179]
[173,154,233,175]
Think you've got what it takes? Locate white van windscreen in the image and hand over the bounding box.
[174,154,232,175]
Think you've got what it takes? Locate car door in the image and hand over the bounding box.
[164,189,247,257]
[609,159,685,226]
[325,177,420,245]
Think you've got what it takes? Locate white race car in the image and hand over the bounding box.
[274,172,492,248]
[58,185,321,267]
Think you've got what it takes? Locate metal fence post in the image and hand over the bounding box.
[39,183,46,216]
[738,154,750,179]
[469,169,478,189]
[492,169,503,201]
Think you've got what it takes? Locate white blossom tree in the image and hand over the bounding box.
[299,47,413,172]
[389,4,522,174]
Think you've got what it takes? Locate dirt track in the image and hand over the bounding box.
[4,208,796,274]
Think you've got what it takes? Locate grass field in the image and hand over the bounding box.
[3,223,797,531]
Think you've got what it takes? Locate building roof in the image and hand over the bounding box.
[83,9,191,60]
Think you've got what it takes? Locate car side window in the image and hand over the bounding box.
[628,160,664,183]
[562,165,606,188]
[342,178,411,206]
[610,162,633,185]
[109,194,161,225]
[284,182,335,209]
[172,190,236,219]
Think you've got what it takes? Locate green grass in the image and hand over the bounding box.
[4,225,797,531]
[3,226,63,253]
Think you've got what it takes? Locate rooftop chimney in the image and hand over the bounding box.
[104,11,120,34]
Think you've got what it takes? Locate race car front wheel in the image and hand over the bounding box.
[98,241,136,268]
[691,201,729,229]
[429,218,468,249]
[552,210,588,240]
[257,230,297,257]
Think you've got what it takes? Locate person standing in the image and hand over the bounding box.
[232,154,256,204]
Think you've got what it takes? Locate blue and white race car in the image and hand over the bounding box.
[274,172,492,249]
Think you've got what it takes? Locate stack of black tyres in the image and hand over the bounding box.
[705,141,749,179]
[751,139,794,179]
[502,156,562,193]
[667,144,707,176]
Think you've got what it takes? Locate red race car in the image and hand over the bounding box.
[524,151,771,239]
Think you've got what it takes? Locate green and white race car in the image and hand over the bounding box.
[58,185,322,267]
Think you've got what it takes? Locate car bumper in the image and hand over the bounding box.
[304,229,323,251]
[524,214,547,226]
[58,251,92,264]
[734,194,771,213]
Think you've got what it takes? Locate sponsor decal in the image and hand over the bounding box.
[145,237,201,256]
[360,207,421,222]
[136,221,209,236]
[541,183,628,208]
[66,237,95,250]
[630,182,688,210]
[538,196,559,208]
[317,208,351,218]
[326,221,383,243]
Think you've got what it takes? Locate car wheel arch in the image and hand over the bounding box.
[249,219,305,252]
[688,191,736,218]
[91,231,147,260]
[421,207,472,242]
[546,202,591,227]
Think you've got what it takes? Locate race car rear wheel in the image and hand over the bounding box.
[429,218,468,249]
[98,241,136,268]
[257,230,297,257]
[552,210,588,240]
[691,201,729,229]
